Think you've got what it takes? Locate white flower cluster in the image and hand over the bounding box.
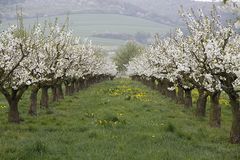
[0,23,117,90]
[127,8,240,93]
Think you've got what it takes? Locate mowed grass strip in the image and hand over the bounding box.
[0,79,239,160]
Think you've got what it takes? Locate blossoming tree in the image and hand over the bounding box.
[0,19,117,123]
[127,7,240,143]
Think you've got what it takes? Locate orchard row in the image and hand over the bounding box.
[127,8,240,144]
[0,19,117,124]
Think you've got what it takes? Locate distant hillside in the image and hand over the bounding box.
[122,0,223,25]
[0,0,226,26]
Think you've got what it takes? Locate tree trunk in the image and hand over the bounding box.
[209,91,221,128]
[156,80,161,90]
[56,84,64,100]
[8,98,20,123]
[29,86,39,116]
[75,81,80,92]
[157,80,164,95]
[0,87,27,123]
[146,79,151,87]
[167,82,176,100]
[150,77,156,89]
[65,83,71,96]
[110,76,114,81]
[51,86,58,102]
[196,89,208,117]
[229,93,240,143]
[162,80,168,96]
[70,81,75,95]
[84,79,88,89]
[143,78,148,86]
[184,89,192,108]
[177,86,185,104]
[40,86,49,109]
[74,81,79,92]
[78,80,83,90]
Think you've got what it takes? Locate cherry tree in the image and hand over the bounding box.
[127,6,240,143]
[0,19,117,122]
[27,22,78,114]
[184,8,240,143]
[0,25,43,122]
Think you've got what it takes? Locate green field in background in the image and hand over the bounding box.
[1,14,173,47]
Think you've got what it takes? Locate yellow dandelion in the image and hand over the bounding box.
[0,105,6,109]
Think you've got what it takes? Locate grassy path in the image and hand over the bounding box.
[0,79,239,160]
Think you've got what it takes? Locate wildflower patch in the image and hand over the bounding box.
[107,85,150,102]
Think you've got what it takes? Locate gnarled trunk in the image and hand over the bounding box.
[184,89,192,108]
[7,88,27,123]
[40,86,49,109]
[29,86,39,116]
[8,98,20,123]
[196,89,208,117]
[0,87,27,123]
[209,91,221,128]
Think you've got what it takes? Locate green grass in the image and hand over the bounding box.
[1,14,173,47]
[0,79,239,160]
